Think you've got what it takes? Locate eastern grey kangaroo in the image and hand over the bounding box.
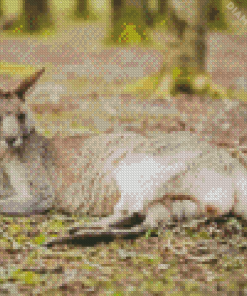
[0,68,55,215]
[1,68,247,246]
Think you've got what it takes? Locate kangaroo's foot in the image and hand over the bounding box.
[43,200,199,247]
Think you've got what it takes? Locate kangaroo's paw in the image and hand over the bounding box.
[43,213,142,247]
[43,226,149,247]
[43,217,147,247]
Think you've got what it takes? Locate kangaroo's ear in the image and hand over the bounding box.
[15,68,45,101]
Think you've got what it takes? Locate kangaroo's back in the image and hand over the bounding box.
[55,130,244,217]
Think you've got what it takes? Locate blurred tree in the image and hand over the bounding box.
[151,0,210,96]
[234,0,247,9]
[207,0,228,31]
[5,0,53,34]
[0,1,3,18]
[112,0,153,27]
[109,0,233,96]
[110,0,150,43]
[73,0,97,20]
[0,0,20,31]
[0,13,20,30]
[112,0,122,23]
[141,0,156,26]
[23,0,53,32]
[74,0,89,19]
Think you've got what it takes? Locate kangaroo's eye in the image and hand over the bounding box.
[18,113,25,121]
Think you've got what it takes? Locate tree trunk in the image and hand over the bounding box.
[112,0,123,23]
[112,0,151,26]
[0,0,3,19]
[74,0,89,19]
[22,0,53,33]
[161,0,209,73]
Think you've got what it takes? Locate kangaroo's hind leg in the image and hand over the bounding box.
[95,199,199,235]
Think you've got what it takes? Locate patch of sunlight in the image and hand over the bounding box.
[155,19,168,29]
[43,131,52,137]
[122,76,159,95]
[229,89,247,102]
[41,28,56,38]
[0,62,37,77]
[119,24,144,44]
[3,0,21,15]
[208,82,229,100]
[34,113,101,137]
[71,121,98,133]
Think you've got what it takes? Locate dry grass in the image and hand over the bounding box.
[1,211,247,295]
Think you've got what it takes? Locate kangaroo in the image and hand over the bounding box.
[45,130,247,246]
[0,68,56,215]
[1,69,247,246]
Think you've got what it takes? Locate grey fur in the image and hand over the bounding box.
[0,68,56,216]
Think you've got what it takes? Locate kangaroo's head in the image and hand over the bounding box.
[0,68,45,149]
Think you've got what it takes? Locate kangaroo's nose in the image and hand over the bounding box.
[5,137,16,146]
